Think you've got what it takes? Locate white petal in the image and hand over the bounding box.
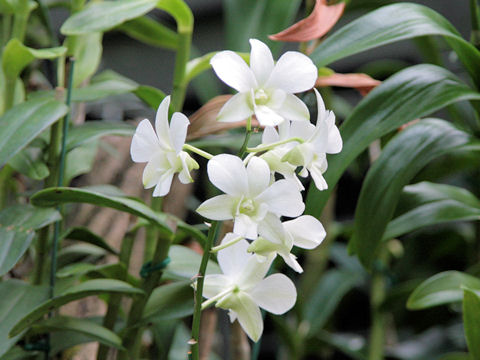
[178,152,194,184]
[283,215,326,249]
[290,120,315,141]
[233,214,258,240]
[230,292,263,342]
[152,171,174,197]
[155,96,172,149]
[211,51,257,92]
[217,238,252,278]
[280,253,304,273]
[313,88,326,115]
[196,194,236,220]
[254,105,284,127]
[249,273,297,315]
[237,253,274,289]
[261,125,279,145]
[278,93,310,122]
[208,154,248,196]
[310,164,328,191]
[246,156,271,197]
[130,119,160,163]
[257,179,305,217]
[203,274,231,298]
[142,153,169,188]
[326,113,342,154]
[266,52,317,93]
[217,92,254,123]
[249,39,274,86]
[257,213,284,244]
[169,112,189,153]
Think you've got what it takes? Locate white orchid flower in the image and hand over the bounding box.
[130,96,199,197]
[210,39,317,127]
[248,215,326,273]
[196,154,305,239]
[202,238,297,342]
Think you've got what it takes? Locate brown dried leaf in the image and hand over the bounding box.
[187,95,258,140]
[269,0,345,42]
[316,72,381,96]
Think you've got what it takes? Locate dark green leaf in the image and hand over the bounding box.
[310,3,480,86]
[63,227,118,255]
[0,346,37,360]
[118,16,178,50]
[351,119,479,268]
[305,65,480,220]
[407,271,480,310]
[8,147,49,180]
[10,279,144,337]
[61,0,158,35]
[0,97,68,167]
[31,186,173,234]
[30,316,124,350]
[57,243,107,268]
[463,289,480,359]
[384,182,480,241]
[0,205,60,276]
[0,280,48,357]
[64,142,98,184]
[133,85,166,110]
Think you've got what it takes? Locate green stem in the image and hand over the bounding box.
[247,137,304,153]
[210,236,243,253]
[144,196,163,261]
[190,221,219,360]
[34,0,58,47]
[11,0,29,42]
[238,117,252,158]
[183,144,213,160]
[171,29,192,113]
[120,227,175,359]
[4,76,17,112]
[470,0,480,49]
[2,14,11,46]
[97,232,135,360]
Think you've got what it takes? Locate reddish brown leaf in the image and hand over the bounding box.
[187,95,259,140]
[316,73,381,96]
[269,0,345,42]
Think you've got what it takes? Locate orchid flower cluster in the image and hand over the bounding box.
[130,39,342,342]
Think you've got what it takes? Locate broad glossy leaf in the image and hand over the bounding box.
[351,119,479,268]
[310,3,480,86]
[61,0,158,35]
[142,281,193,323]
[0,97,68,167]
[133,85,166,109]
[57,243,107,268]
[118,16,178,50]
[164,245,220,281]
[65,33,103,87]
[66,120,135,150]
[64,141,98,184]
[0,205,60,276]
[63,227,118,255]
[30,316,124,350]
[10,279,144,336]
[31,186,173,234]
[407,271,480,310]
[8,147,49,180]
[463,289,480,359]
[0,280,48,357]
[303,270,361,336]
[2,39,66,79]
[384,182,480,240]
[305,65,480,219]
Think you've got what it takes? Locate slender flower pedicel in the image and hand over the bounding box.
[130,96,199,196]
[210,39,317,127]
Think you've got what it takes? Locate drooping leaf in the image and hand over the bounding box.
[66,120,135,150]
[463,288,480,359]
[57,243,107,268]
[0,205,60,276]
[384,182,480,241]
[8,146,49,180]
[0,97,68,167]
[62,227,119,255]
[30,186,173,234]
[156,0,193,33]
[407,271,480,310]
[351,119,479,268]
[118,15,178,50]
[164,245,220,281]
[305,65,480,219]
[0,280,48,357]
[0,346,37,360]
[65,32,103,87]
[133,85,166,110]
[10,279,144,336]
[61,0,158,35]
[64,141,98,184]
[309,3,480,87]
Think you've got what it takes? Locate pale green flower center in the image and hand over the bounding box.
[254,89,269,105]
[239,198,256,215]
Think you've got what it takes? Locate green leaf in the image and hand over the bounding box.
[67,120,135,150]
[351,119,479,268]
[30,316,124,350]
[61,0,158,35]
[384,182,480,240]
[0,346,37,360]
[156,0,193,33]
[2,39,66,79]
[10,279,144,337]
[64,141,98,184]
[463,289,480,359]
[118,16,178,50]
[315,330,367,360]
[310,3,480,87]
[303,270,361,336]
[57,243,107,268]
[438,353,472,360]
[133,85,166,110]
[142,281,193,322]
[65,33,103,87]
[407,271,480,310]
[0,205,60,276]
[72,70,138,103]
[0,281,48,357]
[63,227,118,255]
[0,96,68,167]
[8,147,49,180]
[305,64,480,220]
[164,245,220,281]
[30,186,173,234]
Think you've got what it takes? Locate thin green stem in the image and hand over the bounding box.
[211,236,243,253]
[190,221,219,360]
[183,144,213,160]
[238,117,253,159]
[144,197,163,261]
[247,137,304,153]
